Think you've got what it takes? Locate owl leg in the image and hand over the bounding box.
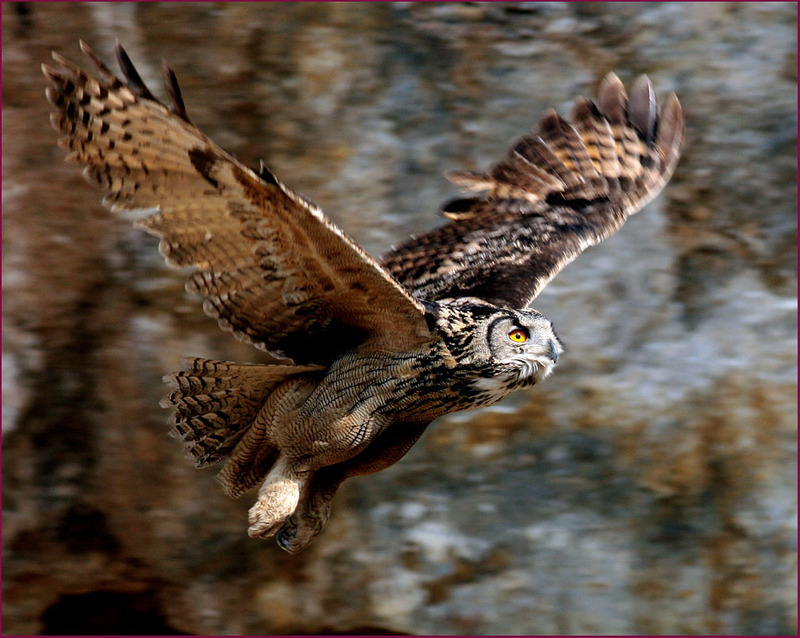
[276,419,432,553]
[276,469,344,554]
[247,455,309,539]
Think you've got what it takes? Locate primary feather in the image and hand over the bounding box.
[43,41,430,367]
[382,73,684,308]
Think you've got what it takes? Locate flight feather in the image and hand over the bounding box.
[382,72,684,308]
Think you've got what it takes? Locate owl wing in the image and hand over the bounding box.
[382,73,684,309]
[43,42,431,366]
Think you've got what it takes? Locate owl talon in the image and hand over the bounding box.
[276,518,298,551]
[276,516,322,554]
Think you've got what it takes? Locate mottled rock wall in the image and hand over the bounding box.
[3,2,796,635]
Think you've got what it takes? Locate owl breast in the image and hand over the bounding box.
[280,348,448,464]
[467,370,529,407]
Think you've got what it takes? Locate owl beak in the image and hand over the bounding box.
[548,340,559,363]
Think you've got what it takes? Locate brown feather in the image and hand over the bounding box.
[162,357,322,470]
[43,43,433,366]
[382,73,684,308]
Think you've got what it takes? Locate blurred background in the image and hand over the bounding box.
[2,2,796,635]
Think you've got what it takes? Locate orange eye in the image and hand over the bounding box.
[508,328,528,343]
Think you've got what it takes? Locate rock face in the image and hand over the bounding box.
[2,2,796,634]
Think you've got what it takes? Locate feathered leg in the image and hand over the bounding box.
[275,419,432,553]
[247,455,310,539]
[274,469,343,552]
[248,410,392,539]
[217,374,319,498]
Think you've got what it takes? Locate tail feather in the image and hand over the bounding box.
[162,357,321,468]
[170,389,261,431]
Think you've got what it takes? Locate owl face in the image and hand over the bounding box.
[441,306,560,407]
[485,309,562,385]
[431,299,561,401]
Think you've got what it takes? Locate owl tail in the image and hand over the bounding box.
[162,357,322,497]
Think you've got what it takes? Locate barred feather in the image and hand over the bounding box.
[43,41,431,366]
[162,358,321,472]
[382,73,684,309]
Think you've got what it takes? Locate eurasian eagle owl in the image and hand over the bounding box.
[43,42,683,553]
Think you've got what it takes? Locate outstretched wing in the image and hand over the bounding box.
[43,42,431,366]
[382,73,684,309]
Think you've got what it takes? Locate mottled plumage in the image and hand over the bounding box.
[383,74,683,308]
[43,42,683,553]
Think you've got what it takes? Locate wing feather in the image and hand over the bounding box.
[382,73,684,308]
[44,42,431,365]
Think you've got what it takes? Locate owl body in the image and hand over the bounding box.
[198,298,561,550]
[44,43,683,552]
[272,299,561,467]
[296,298,562,445]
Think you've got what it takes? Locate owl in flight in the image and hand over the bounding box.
[44,42,683,553]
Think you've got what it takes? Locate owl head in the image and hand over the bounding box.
[485,308,561,379]
[431,298,562,401]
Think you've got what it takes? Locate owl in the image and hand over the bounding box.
[43,42,683,553]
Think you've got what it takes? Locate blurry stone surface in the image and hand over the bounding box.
[2,2,796,635]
